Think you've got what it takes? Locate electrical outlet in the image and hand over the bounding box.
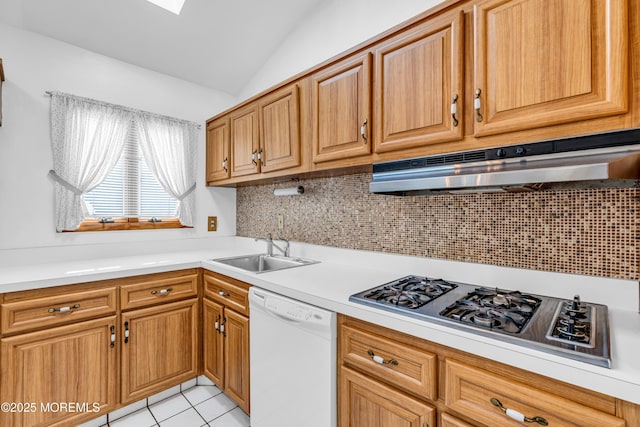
[208,216,217,232]
[277,214,284,230]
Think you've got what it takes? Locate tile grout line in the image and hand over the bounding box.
[145,396,160,426]
[180,390,210,426]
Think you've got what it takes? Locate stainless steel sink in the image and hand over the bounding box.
[210,254,319,273]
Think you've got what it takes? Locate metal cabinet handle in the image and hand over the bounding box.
[474,88,483,122]
[251,150,257,165]
[48,304,80,313]
[451,94,459,127]
[110,325,116,349]
[360,119,368,144]
[490,398,548,425]
[367,350,398,366]
[258,148,264,166]
[220,318,227,337]
[222,156,228,172]
[124,321,130,344]
[219,290,230,297]
[151,287,173,295]
[214,314,221,332]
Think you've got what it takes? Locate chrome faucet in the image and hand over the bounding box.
[273,237,290,257]
[255,233,290,257]
[255,233,274,256]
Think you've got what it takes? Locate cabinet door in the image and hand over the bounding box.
[231,104,260,177]
[473,0,628,137]
[121,299,198,403]
[374,10,464,153]
[206,117,230,182]
[203,299,225,388]
[224,308,250,413]
[340,366,435,427]
[312,53,372,163]
[259,83,301,173]
[0,316,118,427]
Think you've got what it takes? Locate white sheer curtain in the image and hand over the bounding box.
[49,92,131,231]
[136,114,197,226]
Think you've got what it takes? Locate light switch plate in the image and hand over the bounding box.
[277,214,284,230]
[208,216,217,232]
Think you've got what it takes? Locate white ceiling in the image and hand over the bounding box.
[0,0,328,96]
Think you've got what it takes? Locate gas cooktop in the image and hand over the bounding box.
[349,275,611,368]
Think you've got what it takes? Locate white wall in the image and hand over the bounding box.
[0,23,238,252]
[239,0,443,100]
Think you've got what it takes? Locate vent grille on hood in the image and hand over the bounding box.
[370,129,640,195]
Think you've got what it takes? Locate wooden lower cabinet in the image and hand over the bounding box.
[339,315,639,427]
[203,299,225,386]
[203,297,250,413]
[340,366,435,427]
[121,298,198,404]
[444,358,625,427]
[439,412,473,427]
[0,316,118,427]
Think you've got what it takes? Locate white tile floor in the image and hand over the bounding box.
[79,378,250,427]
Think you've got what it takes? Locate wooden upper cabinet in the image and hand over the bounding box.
[473,0,629,137]
[312,53,372,163]
[230,104,260,177]
[206,117,230,182]
[374,9,464,153]
[258,83,301,173]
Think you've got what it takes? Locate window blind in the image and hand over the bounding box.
[84,122,178,218]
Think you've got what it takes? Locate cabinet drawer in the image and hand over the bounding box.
[444,358,625,427]
[340,324,437,400]
[203,272,250,315]
[1,287,117,335]
[440,412,474,427]
[120,273,199,311]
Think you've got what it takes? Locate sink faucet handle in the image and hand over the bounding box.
[276,237,290,257]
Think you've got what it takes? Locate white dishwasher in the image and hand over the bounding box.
[249,287,337,427]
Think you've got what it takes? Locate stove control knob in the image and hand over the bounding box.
[515,146,526,156]
[496,148,507,158]
[571,295,581,311]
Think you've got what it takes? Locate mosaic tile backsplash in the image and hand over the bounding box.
[236,173,640,280]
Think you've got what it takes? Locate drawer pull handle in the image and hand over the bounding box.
[48,304,80,313]
[219,290,230,297]
[367,350,398,366]
[490,398,548,426]
[151,287,173,295]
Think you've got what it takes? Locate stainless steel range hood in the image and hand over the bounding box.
[370,129,640,195]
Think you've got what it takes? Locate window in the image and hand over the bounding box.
[49,91,197,232]
[80,122,185,231]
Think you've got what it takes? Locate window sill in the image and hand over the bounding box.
[71,218,191,232]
